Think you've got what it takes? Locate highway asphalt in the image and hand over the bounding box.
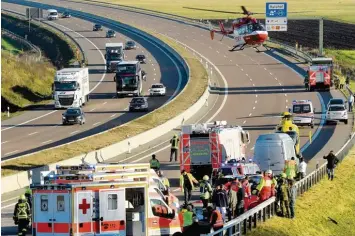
[1,2,186,160]
[1,0,353,235]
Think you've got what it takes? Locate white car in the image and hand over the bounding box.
[149,83,166,96]
[47,9,58,20]
[326,104,348,125]
[327,98,346,109]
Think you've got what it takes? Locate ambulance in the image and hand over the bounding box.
[33,164,182,236]
[289,100,315,128]
[179,121,250,180]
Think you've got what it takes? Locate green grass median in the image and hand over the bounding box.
[1,32,208,177]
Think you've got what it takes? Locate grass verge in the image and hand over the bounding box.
[74,0,355,23]
[1,32,208,177]
[1,36,28,54]
[248,147,355,236]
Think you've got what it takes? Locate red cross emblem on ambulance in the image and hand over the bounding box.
[79,199,90,214]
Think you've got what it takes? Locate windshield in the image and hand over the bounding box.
[66,109,80,115]
[117,65,136,74]
[329,99,343,105]
[154,188,166,200]
[286,131,298,144]
[49,12,57,16]
[329,106,345,111]
[118,76,136,86]
[95,24,101,28]
[107,53,121,60]
[221,168,233,176]
[152,84,164,88]
[132,98,145,103]
[293,104,311,113]
[54,81,77,91]
[127,41,134,45]
[137,55,145,59]
[108,30,114,33]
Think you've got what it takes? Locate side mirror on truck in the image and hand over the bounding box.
[313,108,316,113]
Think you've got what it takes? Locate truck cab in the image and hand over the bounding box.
[47,9,58,20]
[115,61,143,97]
[307,57,333,91]
[289,100,315,128]
[105,43,124,73]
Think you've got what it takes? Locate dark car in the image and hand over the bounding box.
[106,29,116,38]
[62,11,71,18]
[62,107,86,125]
[136,54,146,63]
[93,24,103,31]
[125,41,137,50]
[129,97,148,112]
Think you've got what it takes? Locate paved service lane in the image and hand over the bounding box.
[1,2,185,160]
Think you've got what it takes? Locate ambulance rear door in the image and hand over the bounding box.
[99,189,126,234]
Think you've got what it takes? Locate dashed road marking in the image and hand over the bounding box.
[4,150,19,156]
[110,114,117,118]
[255,100,257,103]
[102,102,107,105]
[253,107,256,110]
[70,130,79,135]
[42,140,53,144]
[256,95,258,97]
[249,113,252,116]
[252,84,255,86]
[216,51,220,54]
[1,141,8,144]
[28,131,38,136]
[243,120,247,124]
[90,108,96,112]
[269,72,273,75]
[264,67,267,70]
[93,122,101,126]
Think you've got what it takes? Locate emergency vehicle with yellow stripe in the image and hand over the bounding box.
[179,121,250,180]
[31,163,182,236]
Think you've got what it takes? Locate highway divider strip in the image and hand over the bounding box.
[1,0,211,194]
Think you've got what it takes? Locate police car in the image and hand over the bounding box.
[289,100,315,128]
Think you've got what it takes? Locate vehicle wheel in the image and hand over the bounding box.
[311,124,314,129]
[80,121,83,125]
[62,122,66,125]
[344,120,348,125]
[86,95,90,102]
[325,121,329,125]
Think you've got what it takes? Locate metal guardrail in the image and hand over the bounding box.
[2,9,87,67]
[1,27,42,60]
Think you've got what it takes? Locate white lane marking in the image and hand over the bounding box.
[110,114,117,118]
[1,141,8,144]
[1,202,17,209]
[255,101,257,103]
[250,78,252,81]
[90,108,96,112]
[243,120,246,124]
[251,146,255,151]
[253,84,255,86]
[269,72,273,75]
[246,74,249,77]
[93,122,101,126]
[4,150,19,156]
[253,107,256,110]
[230,59,232,62]
[1,110,57,132]
[102,102,107,105]
[286,99,288,103]
[224,55,227,58]
[70,130,79,135]
[241,68,244,71]
[28,132,38,136]
[256,95,258,97]
[249,113,252,116]
[279,82,282,85]
[124,107,129,111]
[1,196,19,204]
[285,94,287,96]
[264,67,267,70]
[216,51,220,54]
[42,140,53,144]
[275,78,278,80]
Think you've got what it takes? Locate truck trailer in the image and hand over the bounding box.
[53,68,90,109]
[105,42,124,73]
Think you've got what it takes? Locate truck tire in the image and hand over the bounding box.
[79,99,83,107]
[344,120,348,125]
[86,95,90,102]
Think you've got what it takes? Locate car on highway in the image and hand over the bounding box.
[327,98,346,108]
[62,11,71,18]
[93,23,103,31]
[326,104,348,125]
[149,83,166,96]
[136,54,146,63]
[106,29,116,38]
[47,9,58,20]
[129,97,148,112]
[125,41,137,50]
[62,107,86,125]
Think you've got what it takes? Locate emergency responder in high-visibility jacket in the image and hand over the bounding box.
[170,134,179,162]
[183,205,195,232]
[149,154,160,171]
[284,157,297,179]
[200,175,213,209]
[254,170,277,202]
[178,205,188,231]
[275,173,287,214]
[157,170,170,189]
[304,71,310,90]
[208,206,224,233]
[180,170,198,206]
[13,195,31,236]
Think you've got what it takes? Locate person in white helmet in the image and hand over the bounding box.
[255,170,277,202]
[157,170,170,190]
[199,175,212,209]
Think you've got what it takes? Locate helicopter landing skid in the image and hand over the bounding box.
[229,43,246,52]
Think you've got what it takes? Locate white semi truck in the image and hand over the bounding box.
[53,68,90,109]
[105,42,124,72]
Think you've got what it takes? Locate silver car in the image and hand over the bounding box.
[326,104,348,124]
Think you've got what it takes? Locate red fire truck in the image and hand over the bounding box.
[179,121,250,180]
[307,57,333,91]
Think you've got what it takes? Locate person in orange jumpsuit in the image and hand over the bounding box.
[255,170,277,202]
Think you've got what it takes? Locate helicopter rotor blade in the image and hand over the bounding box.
[183,7,242,14]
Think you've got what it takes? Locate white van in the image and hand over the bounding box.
[253,133,298,175]
[47,9,58,20]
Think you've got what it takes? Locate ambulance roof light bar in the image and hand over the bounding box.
[94,163,150,172]
[92,171,151,182]
[292,100,311,104]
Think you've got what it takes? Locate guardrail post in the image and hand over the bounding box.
[262,208,266,222]
[243,219,247,234]
[7,106,10,118]
[253,213,257,228]
[248,215,252,231]
[128,141,131,154]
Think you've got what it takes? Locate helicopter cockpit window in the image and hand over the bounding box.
[253,23,265,31]
[237,25,247,35]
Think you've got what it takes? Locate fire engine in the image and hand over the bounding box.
[31,163,182,236]
[307,57,333,91]
[289,100,315,128]
[179,121,250,180]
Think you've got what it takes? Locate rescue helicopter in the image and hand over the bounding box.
[183,6,268,52]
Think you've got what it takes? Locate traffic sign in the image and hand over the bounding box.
[265,2,288,31]
[266,2,288,18]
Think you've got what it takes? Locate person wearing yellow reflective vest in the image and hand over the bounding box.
[24,188,32,210]
[180,170,199,206]
[13,195,31,236]
[170,134,179,162]
[284,157,298,179]
[157,170,170,189]
[149,154,160,171]
[200,175,213,209]
[182,205,196,232]
[254,170,277,202]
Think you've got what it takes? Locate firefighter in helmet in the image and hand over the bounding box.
[254,170,277,202]
[170,134,179,162]
[304,70,310,90]
[13,195,31,236]
[24,188,32,210]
